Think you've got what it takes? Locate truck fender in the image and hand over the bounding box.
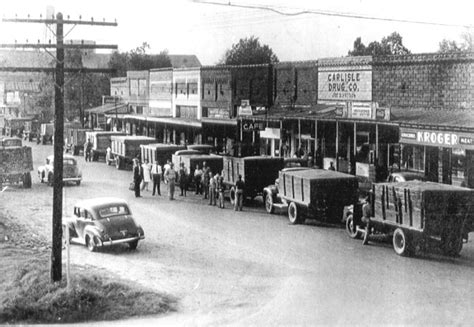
[229,186,236,205]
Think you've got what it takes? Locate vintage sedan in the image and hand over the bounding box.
[38,154,82,186]
[63,197,145,251]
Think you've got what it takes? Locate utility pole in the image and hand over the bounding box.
[2,13,117,282]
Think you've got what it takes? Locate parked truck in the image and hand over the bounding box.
[65,127,89,156]
[345,181,474,257]
[222,156,284,203]
[85,131,126,163]
[266,168,359,225]
[140,143,186,166]
[111,135,156,170]
[0,137,33,188]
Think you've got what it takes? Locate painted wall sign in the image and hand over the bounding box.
[238,99,252,116]
[400,127,474,150]
[318,69,372,101]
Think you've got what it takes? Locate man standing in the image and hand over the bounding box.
[202,161,210,200]
[216,172,225,209]
[208,172,216,206]
[164,163,177,200]
[84,138,93,162]
[234,174,244,211]
[151,160,162,196]
[194,164,203,195]
[179,162,188,197]
[133,159,144,198]
[362,193,373,245]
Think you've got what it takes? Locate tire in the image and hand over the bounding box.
[86,235,97,252]
[441,234,463,257]
[288,202,302,225]
[264,193,274,214]
[229,186,236,205]
[128,240,138,250]
[393,228,411,256]
[76,180,81,186]
[345,214,362,239]
[92,151,98,162]
[23,172,32,188]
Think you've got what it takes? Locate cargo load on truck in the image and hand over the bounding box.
[172,153,223,175]
[140,143,186,166]
[0,137,33,188]
[346,181,474,257]
[85,131,126,163]
[111,135,156,170]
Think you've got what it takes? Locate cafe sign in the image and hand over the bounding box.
[400,127,474,150]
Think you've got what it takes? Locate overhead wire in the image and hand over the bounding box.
[191,0,474,29]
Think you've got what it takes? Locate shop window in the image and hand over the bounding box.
[452,148,465,180]
[402,145,424,172]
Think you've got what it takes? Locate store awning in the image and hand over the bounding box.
[86,103,128,115]
[391,107,474,132]
[201,118,237,126]
[118,114,202,128]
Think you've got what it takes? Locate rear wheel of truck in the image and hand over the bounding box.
[393,228,411,256]
[229,186,236,205]
[265,193,274,214]
[345,215,361,239]
[23,172,32,188]
[288,202,302,225]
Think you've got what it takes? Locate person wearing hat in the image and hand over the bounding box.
[362,192,373,245]
[179,162,188,197]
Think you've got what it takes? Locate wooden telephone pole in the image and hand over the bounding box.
[2,13,117,282]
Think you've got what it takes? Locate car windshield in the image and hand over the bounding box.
[64,159,76,165]
[98,205,130,219]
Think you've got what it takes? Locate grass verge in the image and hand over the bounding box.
[0,257,178,324]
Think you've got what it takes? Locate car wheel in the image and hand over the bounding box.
[393,228,411,256]
[128,240,138,250]
[265,193,274,214]
[345,214,362,239]
[86,235,97,252]
[288,202,302,225]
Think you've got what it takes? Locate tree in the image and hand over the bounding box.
[348,32,410,56]
[438,32,473,53]
[220,36,279,65]
[109,42,171,77]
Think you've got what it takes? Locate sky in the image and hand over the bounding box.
[0,0,472,65]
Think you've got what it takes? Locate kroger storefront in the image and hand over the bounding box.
[399,125,474,187]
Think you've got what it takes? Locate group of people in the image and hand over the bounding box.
[131,159,245,211]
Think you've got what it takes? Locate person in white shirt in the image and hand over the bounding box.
[151,160,162,196]
[141,159,152,191]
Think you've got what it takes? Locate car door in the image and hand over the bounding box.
[74,208,93,240]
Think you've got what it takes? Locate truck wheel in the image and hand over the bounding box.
[441,233,463,257]
[23,172,32,188]
[288,202,302,225]
[115,157,121,169]
[393,228,411,256]
[92,151,98,161]
[265,193,274,214]
[345,215,362,239]
[229,186,236,205]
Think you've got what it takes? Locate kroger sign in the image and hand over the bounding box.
[400,128,474,149]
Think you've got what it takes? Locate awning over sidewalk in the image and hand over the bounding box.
[118,114,202,128]
[85,103,128,115]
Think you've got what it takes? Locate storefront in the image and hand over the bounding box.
[399,126,474,187]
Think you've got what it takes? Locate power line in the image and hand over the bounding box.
[192,0,474,29]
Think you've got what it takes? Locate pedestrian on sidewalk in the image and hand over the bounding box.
[141,159,151,191]
[132,158,144,198]
[202,161,210,200]
[151,160,162,196]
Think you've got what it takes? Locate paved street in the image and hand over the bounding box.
[2,141,474,325]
